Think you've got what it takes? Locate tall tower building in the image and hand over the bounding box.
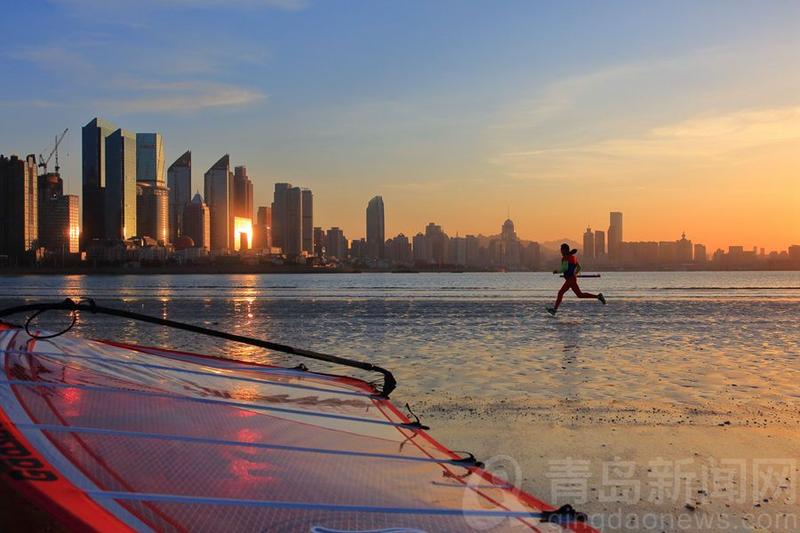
[271,183,291,250]
[583,227,595,259]
[105,128,137,240]
[302,189,313,254]
[594,230,606,257]
[81,117,116,247]
[182,193,211,251]
[608,211,623,260]
[254,206,272,250]
[204,155,232,251]
[285,186,303,256]
[0,154,38,260]
[135,133,165,184]
[233,166,254,221]
[136,133,168,243]
[167,150,191,242]
[366,195,385,260]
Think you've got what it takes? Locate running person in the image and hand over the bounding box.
[547,243,606,316]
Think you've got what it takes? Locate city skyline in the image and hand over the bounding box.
[1,2,799,251]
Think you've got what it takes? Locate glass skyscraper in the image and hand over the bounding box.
[167,150,192,243]
[105,128,137,240]
[81,117,116,248]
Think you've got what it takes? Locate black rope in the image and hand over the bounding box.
[0,298,397,398]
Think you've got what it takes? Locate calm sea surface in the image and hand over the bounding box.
[1,272,799,424]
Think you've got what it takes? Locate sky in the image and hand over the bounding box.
[1,0,799,251]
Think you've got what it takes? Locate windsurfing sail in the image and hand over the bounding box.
[0,301,596,532]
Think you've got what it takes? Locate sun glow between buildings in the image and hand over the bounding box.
[234,217,253,251]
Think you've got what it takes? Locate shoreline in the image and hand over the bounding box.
[2,266,800,276]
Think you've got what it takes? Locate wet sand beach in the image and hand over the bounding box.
[1,272,798,531]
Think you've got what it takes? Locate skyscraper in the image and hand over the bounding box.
[326,227,347,259]
[0,154,38,260]
[167,150,191,243]
[233,166,254,221]
[135,133,168,243]
[583,227,595,259]
[271,183,291,251]
[313,227,325,258]
[594,230,606,258]
[136,182,169,242]
[254,206,272,251]
[81,117,116,247]
[204,154,232,251]
[271,183,311,256]
[285,186,303,256]
[41,195,80,255]
[182,193,211,251]
[366,195,385,260]
[105,128,137,240]
[302,189,313,254]
[608,211,623,260]
[135,133,165,184]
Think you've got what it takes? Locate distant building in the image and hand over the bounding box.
[41,195,80,255]
[449,236,467,266]
[523,242,541,270]
[387,233,412,264]
[167,150,191,243]
[313,226,325,258]
[694,243,707,262]
[366,196,385,260]
[204,154,232,251]
[594,230,606,258]
[350,238,366,260]
[285,186,303,256]
[270,183,311,256]
[182,193,211,250]
[677,232,693,263]
[326,227,347,259]
[302,189,313,254]
[135,133,165,184]
[492,219,521,269]
[412,233,431,264]
[788,245,800,262]
[233,165,253,221]
[104,128,137,240]
[0,154,38,260]
[136,181,169,243]
[583,227,595,260]
[81,117,116,248]
[465,235,480,267]
[271,183,291,251]
[608,211,623,260]
[425,222,448,265]
[254,206,272,250]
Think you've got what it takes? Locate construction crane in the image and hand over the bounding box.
[38,128,69,174]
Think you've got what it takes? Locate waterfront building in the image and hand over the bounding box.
[271,183,291,251]
[233,165,254,221]
[583,227,595,259]
[182,193,211,250]
[608,211,623,260]
[167,150,191,242]
[105,128,137,240]
[254,206,272,251]
[81,117,116,247]
[366,196,385,260]
[136,181,169,243]
[0,154,38,260]
[694,243,707,263]
[204,155,232,251]
[594,230,606,258]
[285,186,303,256]
[313,227,325,258]
[326,227,347,259]
[302,189,313,254]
